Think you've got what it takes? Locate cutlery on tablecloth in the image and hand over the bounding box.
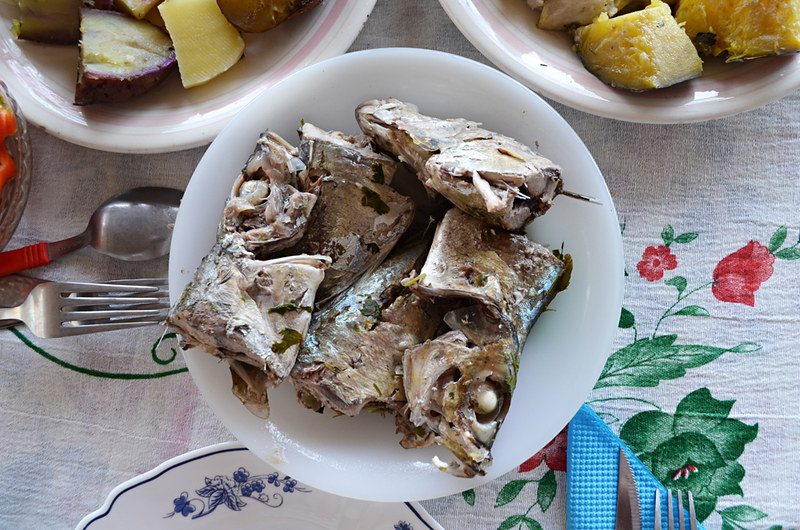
[616,447,642,530]
[0,277,169,337]
[0,187,182,277]
[566,404,705,530]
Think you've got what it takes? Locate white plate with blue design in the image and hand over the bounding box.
[76,442,443,530]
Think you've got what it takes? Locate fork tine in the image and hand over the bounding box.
[61,294,168,306]
[654,490,662,530]
[56,282,160,294]
[61,308,169,322]
[104,278,168,287]
[666,489,673,529]
[54,320,167,336]
[687,491,697,530]
[677,490,686,530]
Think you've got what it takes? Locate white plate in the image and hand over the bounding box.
[0,1,375,153]
[168,47,624,502]
[77,442,444,530]
[439,0,800,123]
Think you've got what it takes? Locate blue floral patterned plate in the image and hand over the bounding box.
[76,442,444,530]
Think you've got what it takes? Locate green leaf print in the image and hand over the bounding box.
[669,305,710,317]
[619,307,635,329]
[768,226,788,253]
[674,232,699,244]
[665,276,688,296]
[463,488,476,506]
[775,247,800,260]
[594,336,758,389]
[498,515,542,530]
[619,389,758,522]
[537,470,556,513]
[495,480,533,508]
[662,225,675,247]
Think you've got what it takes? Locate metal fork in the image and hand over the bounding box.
[654,489,697,530]
[0,278,169,337]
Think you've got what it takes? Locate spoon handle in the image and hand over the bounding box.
[0,242,51,276]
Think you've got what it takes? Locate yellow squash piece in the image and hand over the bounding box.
[674,0,800,61]
[158,0,245,88]
[574,0,703,91]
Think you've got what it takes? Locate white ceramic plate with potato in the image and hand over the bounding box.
[0,0,375,153]
[169,47,624,502]
[439,0,800,123]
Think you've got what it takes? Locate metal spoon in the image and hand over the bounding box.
[0,187,183,277]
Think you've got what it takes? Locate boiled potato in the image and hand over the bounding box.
[75,8,176,105]
[674,0,800,61]
[159,0,245,88]
[574,0,703,91]
[216,0,321,33]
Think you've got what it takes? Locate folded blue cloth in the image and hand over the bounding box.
[567,404,705,530]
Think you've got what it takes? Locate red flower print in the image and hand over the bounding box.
[519,426,567,473]
[712,240,775,307]
[637,245,678,282]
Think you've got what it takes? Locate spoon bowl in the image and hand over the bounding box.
[0,186,183,276]
[85,187,183,261]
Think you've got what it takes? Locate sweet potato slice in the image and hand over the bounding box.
[75,9,176,105]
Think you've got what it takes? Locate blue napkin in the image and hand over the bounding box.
[567,404,705,530]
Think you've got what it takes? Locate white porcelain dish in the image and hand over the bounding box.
[168,47,624,502]
[0,0,376,153]
[439,0,800,123]
[77,442,444,530]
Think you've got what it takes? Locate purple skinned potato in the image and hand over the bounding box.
[75,9,176,105]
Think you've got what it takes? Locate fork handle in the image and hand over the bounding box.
[0,242,51,277]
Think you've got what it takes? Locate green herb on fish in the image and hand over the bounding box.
[268,301,313,315]
[359,296,382,320]
[271,328,303,354]
[360,185,390,215]
[371,163,385,184]
[401,273,426,287]
[551,248,573,295]
[373,383,383,397]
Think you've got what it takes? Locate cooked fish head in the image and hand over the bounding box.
[222,130,317,255]
[299,122,398,186]
[355,98,490,176]
[403,320,518,478]
[424,136,563,230]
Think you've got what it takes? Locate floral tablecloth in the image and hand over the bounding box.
[1,1,799,529]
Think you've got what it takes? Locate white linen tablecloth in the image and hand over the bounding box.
[1,1,799,528]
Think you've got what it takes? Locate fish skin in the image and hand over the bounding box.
[356,98,563,231]
[356,98,490,176]
[285,174,414,304]
[291,238,445,416]
[413,208,565,344]
[168,233,331,393]
[298,122,398,186]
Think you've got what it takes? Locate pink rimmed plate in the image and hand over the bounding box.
[0,0,375,153]
[439,0,800,123]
